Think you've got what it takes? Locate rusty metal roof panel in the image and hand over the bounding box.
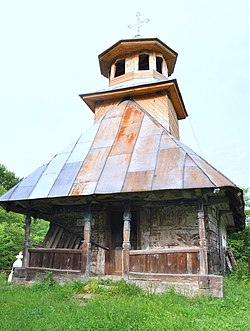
[70,147,111,195]
[128,115,163,172]
[95,154,131,193]
[191,154,235,187]
[128,134,161,172]
[123,170,154,192]
[183,155,214,188]
[0,98,239,207]
[152,147,186,190]
[91,117,122,149]
[110,103,144,156]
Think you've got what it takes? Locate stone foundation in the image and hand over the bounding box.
[128,273,223,297]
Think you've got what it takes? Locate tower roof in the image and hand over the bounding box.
[98,38,178,78]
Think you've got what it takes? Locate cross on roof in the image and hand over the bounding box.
[128,12,150,38]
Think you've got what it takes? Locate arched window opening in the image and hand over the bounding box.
[156,56,163,74]
[139,54,149,70]
[115,59,125,77]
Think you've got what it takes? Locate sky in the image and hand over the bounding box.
[0,0,250,191]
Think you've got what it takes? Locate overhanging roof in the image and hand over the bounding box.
[98,38,178,78]
[80,79,187,120]
[1,100,242,209]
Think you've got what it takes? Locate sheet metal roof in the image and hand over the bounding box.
[0,99,238,204]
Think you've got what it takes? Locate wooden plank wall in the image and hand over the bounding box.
[207,206,221,274]
[94,99,120,121]
[29,248,82,271]
[43,223,82,249]
[167,98,179,139]
[134,92,170,133]
[129,250,199,274]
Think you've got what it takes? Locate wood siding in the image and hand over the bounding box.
[168,98,179,139]
[129,248,199,274]
[134,92,170,133]
[207,205,221,274]
[94,98,121,121]
[29,248,82,271]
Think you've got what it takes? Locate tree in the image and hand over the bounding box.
[0,164,21,190]
[228,188,250,263]
[0,165,48,269]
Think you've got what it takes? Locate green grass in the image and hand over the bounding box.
[0,273,249,331]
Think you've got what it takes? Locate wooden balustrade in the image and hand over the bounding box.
[129,248,200,275]
[28,248,83,271]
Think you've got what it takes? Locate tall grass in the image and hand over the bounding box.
[0,272,249,331]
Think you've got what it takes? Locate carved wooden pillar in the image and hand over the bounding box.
[82,210,92,278]
[198,200,208,275]
[23,215,31,267]
[122,207,131,279]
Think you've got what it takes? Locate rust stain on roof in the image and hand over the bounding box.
[0,99,238,204]
[110,102,144,156]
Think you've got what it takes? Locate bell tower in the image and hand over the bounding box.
[80,38,187,140]
[98,38,177,87]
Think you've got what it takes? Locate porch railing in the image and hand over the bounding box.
[28,248,84,272]
[129,247,200,275]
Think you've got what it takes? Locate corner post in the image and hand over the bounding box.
[122,203,131,279]
[82,209,92,278]
[198,200,208,275]
[23,215,31,267]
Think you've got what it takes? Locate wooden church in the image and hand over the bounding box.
[0,35,245,296]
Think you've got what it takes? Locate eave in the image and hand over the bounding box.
[79,79,188,120]
[98,38,178,77]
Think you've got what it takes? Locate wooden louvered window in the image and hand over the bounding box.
[139,54,149,70]
[115,59,125,77]
[156,56,163,74]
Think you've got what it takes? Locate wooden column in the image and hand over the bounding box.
[82,210,92,278]
[198,200,208,274]
[22,215,31,267]
[122,206,131,279]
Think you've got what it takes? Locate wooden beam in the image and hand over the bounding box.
[122,203,131,279]
[82,209,92,277]
[23,215,31,267]
[197,200,208,275]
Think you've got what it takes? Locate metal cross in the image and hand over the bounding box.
[128,12,150,38]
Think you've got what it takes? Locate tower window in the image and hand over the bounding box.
[115,59,125,77]
[156,56,163,74]
[139,54,149,70]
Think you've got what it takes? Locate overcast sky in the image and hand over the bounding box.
[0,0,249,191]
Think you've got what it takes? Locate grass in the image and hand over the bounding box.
[0,272,249,331]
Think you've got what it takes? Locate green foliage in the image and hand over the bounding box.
[0,278,249,330]
[228,226,250,263]
[0,164,49,270]
[0,164,21,191]
[0,209,25,269]
[243,188,250,225]
[0,210,49,269]
[228,188,250,266]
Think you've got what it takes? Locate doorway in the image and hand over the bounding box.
[106,211,137,275]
